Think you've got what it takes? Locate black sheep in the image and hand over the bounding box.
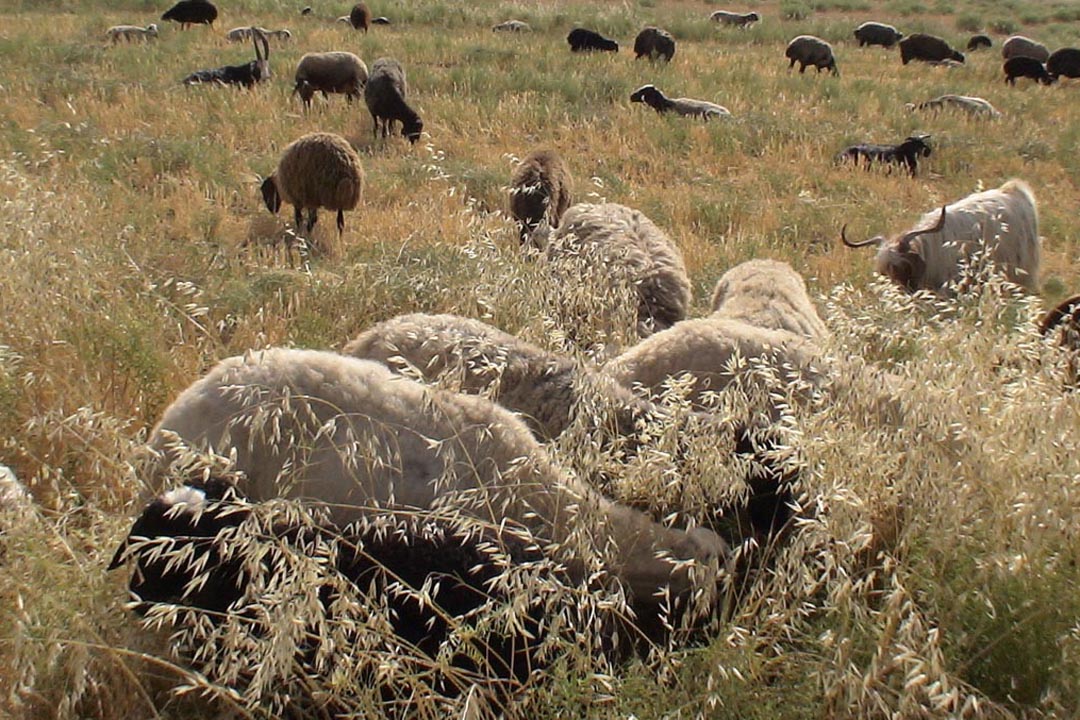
[567,27,619,53]
[899,33,964,64]
[1004,56,1055,85]
[1047,48,1080,79]
[633,27,675,61]
[161,0,217,29]
[853,22,904,48]
[837,135,932,176]
[364,57,423,143]
[182,29,270,87]
[967,34,993,51]
[349,1,370,31]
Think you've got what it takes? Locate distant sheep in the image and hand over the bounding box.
[293,51,368,109]
[633,27,676,62]
[1048,48,1080,79]
[226,26,291,42]
[853,22,903,48]
[967,34,993,51]
[710,10,760,28]
[492,19,531,32]
[1004,56,1055,85]
[260,131,364,237]
[509,148,573,248]
[364,57,423,144]
[161,0,217,28]
[785,35,839,75]
[349,1,371,31]
[1002,35,1050,63]
[630,84,730,119]
[837,135,932,176]
[567,28,619,53]
[841,179,1040,293]
[372,16,390,24]
[899,33,964,65]
[908,94,1000,118]
[106,23,159,43]
[710,259,829,341]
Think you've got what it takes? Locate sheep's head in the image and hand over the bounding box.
[146,23,159,36]
[950,49,966,63]
[747,12,760,21]
[629,84,664,108]
[260,175,282,214]
[403,116,423,144]
[293,79,316,105]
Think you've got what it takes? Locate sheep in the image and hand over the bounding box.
[629,84,731,120]
[372,16,390,24]
[567,28,619,53]
[335,15,350,24]
[292,51,368,109]
[907,94,1001,118]
[508,148,573,248]
[161,0,217,28]
[182,28,270,87]
[1002,35,1050,63]
[1004,56,1056,85]
[840,179,1040,293]
[1048,48,1080,79]
[853,22,903,48]
[785,35,839,75]
[710,259,829,341]
[899,33,964,65]
[633,27,676,62]
[492,20,531,32]
[545,202,692,338]
[226,26,291,42]
[136,348,726,606]
[364,57,424,144]
[105,23,159,43]
[260,132,364,239]
[836,135,932,177]
[0,465,32,531]
[1039,295,1080,386]
[709,10,760,28]
[967,34,993,51]
[349,1,371,31]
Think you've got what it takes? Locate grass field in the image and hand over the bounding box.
[1,0,1079,717]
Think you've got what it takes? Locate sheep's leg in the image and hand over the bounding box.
[306,209,318,234]
[336,209,345,235]
[370,112,379,138]
[294,206,303,232]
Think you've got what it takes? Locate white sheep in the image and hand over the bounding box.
[841,179,1040,293]
[105,23,159,43]
[492,20,531,32]
[908,94,1001,119]
[710,259,829,341]
[226,26,291,42]
[141,348,726,604]
[710,10,760,27]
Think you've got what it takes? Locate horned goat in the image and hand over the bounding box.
[364,57,423,144]
[161,0,217,28]
[182,28,270,87]
[837,135,932,176]
[293,51,368,109]
[105,23,159,43]
[509,148,573,247]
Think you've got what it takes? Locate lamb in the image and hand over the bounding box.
[633,26,676,62]
[899,33,964,65]
[1048,48,1080,79]
[349,1,371,31]
[709,10,760,28]
[260,131,364,238]
[226,26,291,42]
[492,19,531,32]
[364,57,424,144]
[840,179,1040,293]
[567,28,619,53]
[1002,35,1050,63]
[710,259,829,341]
[837,135,932,176]
[908,94,1001,118]
[785,35,839,75]
[967,34,993,51]
[853,22,903,48]
[161,0,217,28]
[545,202,692,338]
[135,348,726,606]
[292,51,368,109]
[508,148,573,248]
[105,23,159,43]
[182,28,270,87]
[1004,56,1055,85]
[629,84,730,120]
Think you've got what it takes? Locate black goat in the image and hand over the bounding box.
[1004,56,1055,85]
[567,27,619,52]
[182,28,270,87]
[161,0,217,29]
[837,135,932,176]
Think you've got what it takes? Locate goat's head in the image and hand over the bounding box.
[903,135,932,157]
[251,27,270,80]
[842,205,947,290]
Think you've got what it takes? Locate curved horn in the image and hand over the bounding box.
[901,204,947,243]
[841,224,886,248]
[251,26,268,62]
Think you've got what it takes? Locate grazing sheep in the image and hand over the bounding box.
[1002,35,1050,63]
[137,348,726,605]
[709,10,760,28]
[710,259,829,341]
[1004,57,1055,85]
[300,6,312,15]
[226,26,291,42]
[908,94,1001,118]
[967,34,993,51]
[841,179,1040,293]
[837,135,932,177]
[161,0,217,28]
[364,57,424,144]
[899,33,964,65]
[335,15,351,24]
[629,84,731,119]
[349,1,371,31]
[633,27,676,62]
[509,148,573,248]
[372,16,390,24]
[1039,295,1080,386]
[1047,48,1080,79]
[260,132,364,237]
[105,23,159,43]
[182,28,270,87]
[785,35,839,75]
[292,51,368,109]
[492,19,531,32]
[853,22,903,48]
[546,202,692,338]
[567,28,619,53]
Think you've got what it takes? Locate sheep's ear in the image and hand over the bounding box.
[260,176,281,213]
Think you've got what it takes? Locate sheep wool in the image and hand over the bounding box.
[710,259,829,341]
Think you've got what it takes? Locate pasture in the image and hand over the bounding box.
[0,0,1079,717]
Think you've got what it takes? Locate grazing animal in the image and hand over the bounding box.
[629,84,730,119]
[372,16,390,24]
[335,15,351,24]
[785,35,839,75]
[293,52,368,108]
[633,27,676,62]
[1047,48,1080,79]
[967,34,992,51]
[182,29,271,87]
[300,6,312,15]
[134,348,727,605]
[1039,295,1080,386]
[0,465,32,530]
[364,57,423,144]
[710,259,829,341]
[840,179,1040,293]
[349,1,371,31]
[1002,35,1050,63]
[161,0,217,28]
[567,28,619,53]
[226,26,291,42]
[899,33,964,65]
[260,132,364,237]
[492,20,531,32]
[1004,56,1055,85]
[837,135,932,176]
[853,22,903,48]
[509,148,573,248]
[105,23,159,43]
[908,94,1000,118]
[709,10,760,28]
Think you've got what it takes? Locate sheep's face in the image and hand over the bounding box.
[261,175,282,213]
[950,49,966,63]
[404,117,423,144]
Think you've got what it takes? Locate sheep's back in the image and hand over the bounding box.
[276,133,364,212]
[365,59,408,111]
[710,259,829,340]
[295,52,368,91]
